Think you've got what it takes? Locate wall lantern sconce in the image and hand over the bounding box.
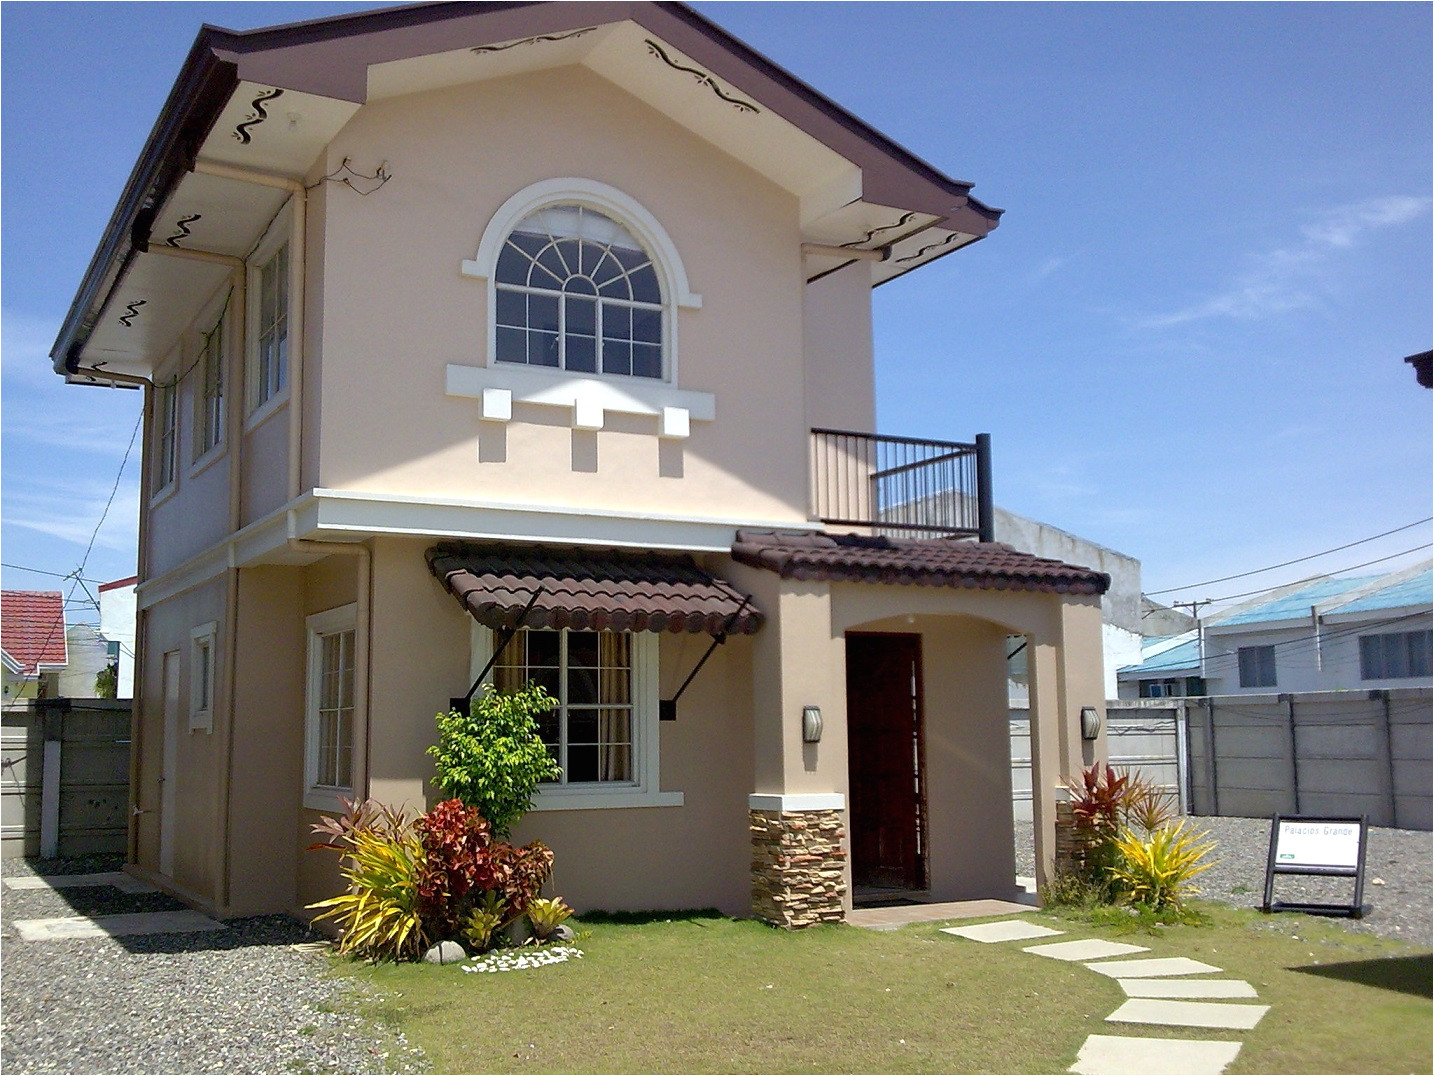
[1080,706,1102,741]
[801,705,823,744]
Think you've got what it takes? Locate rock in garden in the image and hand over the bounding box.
[552,924,576,942]
[423,940,467,965]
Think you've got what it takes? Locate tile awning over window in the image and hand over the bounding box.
[731,531,1110,595]
[427,542,764,635]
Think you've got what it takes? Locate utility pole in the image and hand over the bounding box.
[1173,599,1213,692]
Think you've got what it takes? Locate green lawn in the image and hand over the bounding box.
[344,906,1431,1075]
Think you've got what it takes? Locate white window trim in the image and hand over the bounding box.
[305,603,358,812]
[188,622,217,733]
[245,205,293,430]
[462,178,701,380]
[150,361,180,507]
[190,287,231,473]
[469,622,682,811]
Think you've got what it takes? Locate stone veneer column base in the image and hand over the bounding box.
[750,809,847,929]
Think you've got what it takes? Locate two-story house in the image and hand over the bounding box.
[52,1,1109,927]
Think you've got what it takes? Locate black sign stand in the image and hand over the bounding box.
[1261,813,1369,919]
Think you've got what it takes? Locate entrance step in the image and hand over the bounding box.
[12,910,226,941]
[1119,979,1258,1000]
[1107,998,1270,1031]
[1070,1033,1243,1075]
[1086,956,1224,978]
[1024,938,1149,961]
[940,919,1064,943]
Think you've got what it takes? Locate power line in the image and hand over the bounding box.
[1146,517,1433,596]
[1,563,110,586]
[1200,543,1432,606]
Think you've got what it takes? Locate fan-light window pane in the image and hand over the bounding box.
[493,205,663,379]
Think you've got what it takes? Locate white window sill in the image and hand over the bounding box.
[189,443,226,480]
[530,789,684,811]
[304,786,354,813]
[245,391,289,434]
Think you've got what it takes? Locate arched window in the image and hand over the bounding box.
[495,206,664,379]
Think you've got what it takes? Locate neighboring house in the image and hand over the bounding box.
[1,591,68,711]
[1117,562,1433,699]
[51,2,1110,926]
[56,623,114,699]
[99,576,140,699]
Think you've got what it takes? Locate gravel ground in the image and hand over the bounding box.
[1014,815,1433,948]
[0,855,425,1076]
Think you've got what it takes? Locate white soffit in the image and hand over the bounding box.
[80,255,230,376]
[151,172,289,260]
[365,21,864,233]
[202,83,360,178]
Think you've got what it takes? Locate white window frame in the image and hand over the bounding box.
[188,622,217,733]
[192,290,230,469]
[463,178,701,380]
[469,622,681,811]
[305,603,358,811]
[246,206,293,427]
[151,370,180,501]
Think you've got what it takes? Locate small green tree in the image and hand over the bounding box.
[428,683,561,838]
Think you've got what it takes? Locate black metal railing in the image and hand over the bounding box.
[810,428,993,540]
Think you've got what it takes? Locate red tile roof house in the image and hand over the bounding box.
[1,591,70,712]
[51,2,1110,926]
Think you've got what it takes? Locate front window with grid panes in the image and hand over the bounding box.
[314,627,355,790]
[494,205,663,380]
[494,629,634,785]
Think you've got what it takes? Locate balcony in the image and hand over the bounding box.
[809,428,993,541]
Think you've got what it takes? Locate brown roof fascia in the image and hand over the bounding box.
[50,35,239,375]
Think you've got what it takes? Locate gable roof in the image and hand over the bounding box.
[54,1,1003,382]
[0,591,70,676]
[1117,633,1201,679]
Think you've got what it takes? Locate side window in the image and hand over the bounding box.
[1237,644,1276,688]
[189,622,217,732]
[195,303,227,459]
[305,604,358,809]
[152,377,178,496]
[253,242,288,410]
[494,206,664,380]
[1360,629,1433,680]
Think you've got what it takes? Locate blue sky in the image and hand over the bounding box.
[3,2,1430,624]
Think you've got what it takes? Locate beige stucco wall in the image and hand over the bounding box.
[312,66,812,525]
[802,261,875,434]
[132,576,227,905]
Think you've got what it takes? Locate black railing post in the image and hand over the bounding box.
[975,432,994,542]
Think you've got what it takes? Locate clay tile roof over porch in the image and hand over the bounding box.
[427,542,764,635]
[731,531,1111,596]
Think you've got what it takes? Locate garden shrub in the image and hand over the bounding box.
[429,683,562,838]
[308,821,428,962]
[1107,819,1215,910]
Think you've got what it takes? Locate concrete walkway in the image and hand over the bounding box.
[4,872,227,942]
[941,915,1270,1075]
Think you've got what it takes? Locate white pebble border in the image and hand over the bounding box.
[461,945,583,973]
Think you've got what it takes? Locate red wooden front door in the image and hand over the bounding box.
[846,632,926,890]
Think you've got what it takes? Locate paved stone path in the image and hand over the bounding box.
[942,916,1270,1074]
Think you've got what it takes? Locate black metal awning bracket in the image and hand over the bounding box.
[660,594,753,721]
[449,586,544,714]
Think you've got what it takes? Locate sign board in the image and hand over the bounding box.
[1272,819,1362,872]
[1262,814,1368,919]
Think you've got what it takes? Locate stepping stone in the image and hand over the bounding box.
[1024,938,1149,961]
[1120,979,1258,999]
[1108,998,1269,1031]
[12,910,225,941]
[3,872,157,894]
[1086,956,1224,978]
[1070,1033,1243,1075]
[941,920,1064,943]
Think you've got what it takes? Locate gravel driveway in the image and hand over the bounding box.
[1015,815,1434,948]
[0,855,423,1076]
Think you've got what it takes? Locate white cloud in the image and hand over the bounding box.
[1025,256,1067,286]
[1,310,64,390]
[3,475,141,556]
[1140,196,1431,329]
